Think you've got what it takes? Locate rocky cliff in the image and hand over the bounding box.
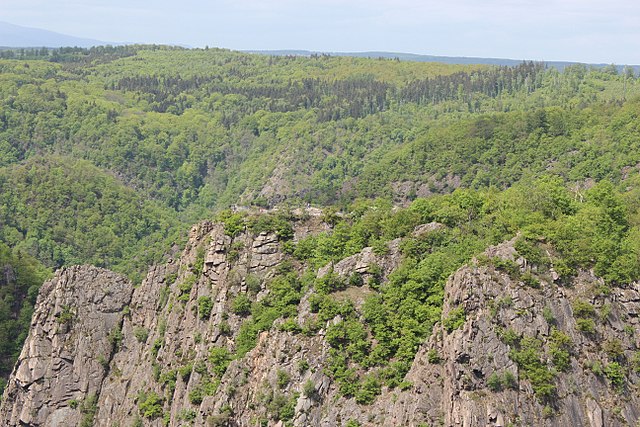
[2,212,640,426]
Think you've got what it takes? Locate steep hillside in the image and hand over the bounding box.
[3,202,640,426]
[2,48,640,422]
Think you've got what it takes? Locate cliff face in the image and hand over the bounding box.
[2,214,640,427]
[0,266,132,426]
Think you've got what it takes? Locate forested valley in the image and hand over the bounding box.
[1,45,640,400]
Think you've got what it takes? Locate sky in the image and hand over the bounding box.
[2,0,639,64]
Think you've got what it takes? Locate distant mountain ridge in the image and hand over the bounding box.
[1,20,637,71]
[0,21,111,48]
[247,49,640,73]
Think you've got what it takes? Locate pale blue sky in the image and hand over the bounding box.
[2,0,639,64]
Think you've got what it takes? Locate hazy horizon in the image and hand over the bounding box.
[2,0,639,64]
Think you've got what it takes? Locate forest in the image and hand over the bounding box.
[0,45,639,395]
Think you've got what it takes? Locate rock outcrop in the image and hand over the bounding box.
[0,266,132,426]
[2,217,640,426]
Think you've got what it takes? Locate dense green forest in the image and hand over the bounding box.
[0,45,639,394]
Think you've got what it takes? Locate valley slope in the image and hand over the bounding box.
[2,208,640,426]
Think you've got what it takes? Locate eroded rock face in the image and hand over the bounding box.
[3,220,640,427]
[0,265,132,426]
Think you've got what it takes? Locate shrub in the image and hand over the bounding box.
[509,336,556,402]
[302,379,317,399]
[572,299,596,318]
[487,371,517,392]
[443,307,466,333]
[549,328,573,372]
[521,271,540,288]
[487,372,502,392]
[188,387,203,405]
[246,274,261,293]
[150,338,163,358]
[220,212,245,237]
[355,374,381,404]
[276,369,291,389]
[492,257,521,278]
[137,391,164,419]
[542,306,555,324]
[57,305,74,324]
[178,408,197,421]
[79,394,98,427]
[602,338,624,361]
[605,362,625,391]
[133,327,149,343]
[576,318,595,334]
[278,318,301,333]
[107,325,123,351]
[198,296,213,320]
[427,349,442,364]
[208,346,231,378]
[502,370,517,390]
[178,363,193,381]
[231,294,251,315]
[297,359,309,373]
[315,271,346,294]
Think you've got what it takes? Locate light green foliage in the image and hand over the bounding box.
[208,346,231,378]
[2,48,640,401]
[0,242,50,392]
[549,328,573,372]
[297,359,309,373]
[178,363,193,381]
[247,213,294,240]
[572,299,596,318]
[197,296,213,320]
[542,306,555,324]
[79,394,98,427]
[246,274,261,293]
[314,270,347,294]
[133,327,149,343]
[576,318,596,334]
[108,325,123,351]
[508,336,556,402]
[302,379,316,398]
[188,387,204,405]
[258,388,299,422]
[487,371,518,392]
[178,408,197,422]
[137,390,164,419]
[159,369,177,394]
[276,369,290,389]
[178,274,196,302]
[602,338,625,361]
[57,305,74,324]
[427,349,442,364]
[192,247,205,276]
[355,374,381,404]
[0,158,181,282]
[604,362,625,391]
[231,294,252,316]
[150,338,163,358]
[234,272,303,357]
[487,372,503,392]
[443,307,466,333]
[218,211,246,237]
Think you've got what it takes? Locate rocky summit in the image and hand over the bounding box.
[2,211,640,426]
